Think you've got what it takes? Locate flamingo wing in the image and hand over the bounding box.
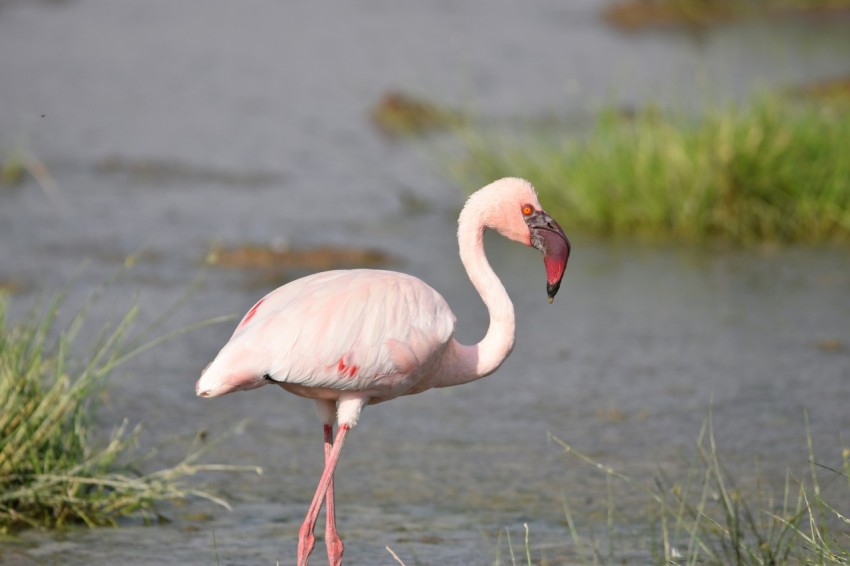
[199,269,456,397]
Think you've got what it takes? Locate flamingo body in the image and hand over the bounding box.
[196,177,571,565]
[200,269,456,403]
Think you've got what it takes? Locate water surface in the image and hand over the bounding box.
[1,1,849,564]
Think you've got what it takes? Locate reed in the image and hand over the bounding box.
[605,0,850,30]
[550,412,849,564]
[0,293,259,531]
[453,96,850,244]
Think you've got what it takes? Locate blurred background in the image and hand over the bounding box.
[1,1,848,564]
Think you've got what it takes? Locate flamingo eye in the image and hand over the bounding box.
[521,204,534,216]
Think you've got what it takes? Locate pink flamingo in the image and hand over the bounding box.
[196,177,570,565]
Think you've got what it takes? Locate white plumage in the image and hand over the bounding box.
[201,269,455,397]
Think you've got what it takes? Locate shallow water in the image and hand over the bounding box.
[1,1,849,564]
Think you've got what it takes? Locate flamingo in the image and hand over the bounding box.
[195,177,570,565]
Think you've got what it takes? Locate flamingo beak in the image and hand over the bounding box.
[526,209,571,303]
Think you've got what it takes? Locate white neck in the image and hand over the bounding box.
[436,199,516,387]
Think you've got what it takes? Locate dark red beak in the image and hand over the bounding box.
[526,209,571,303]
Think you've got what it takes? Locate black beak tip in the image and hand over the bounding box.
[547,281,561,303]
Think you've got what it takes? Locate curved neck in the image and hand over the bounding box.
[438,202,516,387]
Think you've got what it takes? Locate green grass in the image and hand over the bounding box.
[0,149,25,185]
[604,0,850,30]
[452,96,850,244]
[0,292,259,532]
[0,141,58,200]
[529,413,850,565]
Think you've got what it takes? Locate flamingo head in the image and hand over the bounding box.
[524,204,570,302]
[470,177,571,302]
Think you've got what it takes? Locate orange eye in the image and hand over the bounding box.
[521,204,534,216]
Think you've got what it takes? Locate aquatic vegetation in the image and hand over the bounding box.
[0,144,58,199]
[1,149,25,186]
[789,75,850,106]
[0,294,259,531]
[95,156,282,188]
[453,96,850,244]
[0,281,21,296]
[205,242,392,271]
[371,91,464,138]
[549,413,850,564]
[605,0,850,30]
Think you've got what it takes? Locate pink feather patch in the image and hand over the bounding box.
[238,297,266,329]
[336,357,359,379]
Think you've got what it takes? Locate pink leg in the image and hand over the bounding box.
[297,424,350,566]
[323,424,343,566]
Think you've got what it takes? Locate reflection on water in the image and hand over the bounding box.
[1,0,848,563]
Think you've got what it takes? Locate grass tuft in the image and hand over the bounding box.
[1,149,25,185]
[604,0,850,31]
[0,293,259,532]
[452,96,850,244]
[551,411,850,564]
